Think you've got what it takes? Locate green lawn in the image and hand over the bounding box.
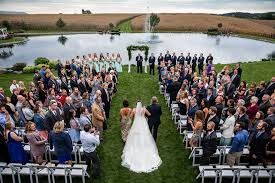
[214,61,275,85]
[116,20,133,33]
[1,62,274,183]
[0,37,25,44]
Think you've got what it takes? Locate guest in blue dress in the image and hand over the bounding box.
[49,121,73,165]
[6,123,28,164]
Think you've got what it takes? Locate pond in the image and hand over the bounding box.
[0,33,274,68]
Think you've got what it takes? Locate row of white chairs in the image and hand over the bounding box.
[197,165,275,183]
[21,143,87,164]
[0,162,89,183]
[188,146,250,166]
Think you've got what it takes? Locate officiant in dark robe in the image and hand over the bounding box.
[136,53,143,73]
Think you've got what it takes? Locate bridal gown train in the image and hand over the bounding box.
[121,102,162,173]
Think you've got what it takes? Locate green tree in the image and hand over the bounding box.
[2,20,11,31]
[56,18,66,30]
[149,13,160,32]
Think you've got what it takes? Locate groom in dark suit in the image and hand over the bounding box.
[136,53,143,73]
[146,96,162,141]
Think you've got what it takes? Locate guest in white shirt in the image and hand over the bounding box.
[80,124,101,178]
[220,107,236,146]
[9,80,19,94]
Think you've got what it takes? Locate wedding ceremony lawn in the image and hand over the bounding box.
[0,61,274,183]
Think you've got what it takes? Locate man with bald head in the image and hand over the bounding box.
[63,96,76,127]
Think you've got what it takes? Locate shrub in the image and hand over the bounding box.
[208,28,218,32]
[34,57,49,65]
[48,61,59,69]
[11,63,27,71]
[22,66,35,73]
[22,64,49,73]
[2,20,11,31]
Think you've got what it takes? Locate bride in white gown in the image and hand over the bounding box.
[121,102,162,173]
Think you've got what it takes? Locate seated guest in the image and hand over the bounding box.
[201,122,217,165]
[80,124,101,177]
[265,127,275,165]
[227,122,248,167]
[189,110,204,148]
[50,121,73,165]
[248,121,269,165]
[220,107,236,146]
[5,122,28,164]
[68,109,80,143]
[25,122,47,165]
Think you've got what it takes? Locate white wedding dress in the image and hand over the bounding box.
[121,102,162,173]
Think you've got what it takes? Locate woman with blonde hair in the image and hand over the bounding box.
[49,121,73,165]
[25,122,47,164]
[189,110,204,148]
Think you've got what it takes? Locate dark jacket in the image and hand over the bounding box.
[63,103,76,127]
[49,131,73,156]
[249,131,269,160]
[202,131,217,155]
[146,104,162,126]
[44,109,63,132]
[205,114,220,131]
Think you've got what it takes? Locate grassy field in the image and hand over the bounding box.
[0,36,24,44]
[0,62,274,183]
[131,13,275,39]
[0,13,274,40]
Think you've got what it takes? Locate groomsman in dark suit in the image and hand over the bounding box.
[136,53,143,73]
[206,53,213,66]
[192,54,198,73]
[171,52,177,66]
[149,53,155,75]
[157,53,164,74]
[147,96,162,141]
[177,53,185,65]
[186,52,192,65]
[164,51,171,63]
[198,53,205,75]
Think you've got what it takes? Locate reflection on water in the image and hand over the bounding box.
[58,35,68,46]
[0,33,274,67]
[0,45,13,59]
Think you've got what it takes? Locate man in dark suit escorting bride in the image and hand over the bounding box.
[146,96,162,141]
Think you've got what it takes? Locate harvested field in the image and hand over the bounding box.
[131,13,275,37]
[0,14,140,31]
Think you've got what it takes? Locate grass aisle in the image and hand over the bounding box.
[94,66,197,183]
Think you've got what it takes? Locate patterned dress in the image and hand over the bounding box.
[120,108,132,142]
